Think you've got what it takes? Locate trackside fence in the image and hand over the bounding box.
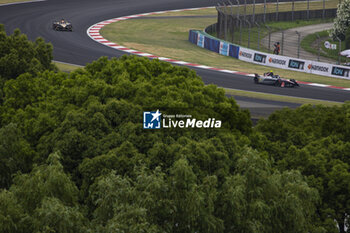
[189,30,350,80]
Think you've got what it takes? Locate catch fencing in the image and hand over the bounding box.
[189,30,350,79]
[206,0,342,64]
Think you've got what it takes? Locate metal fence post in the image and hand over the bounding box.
[276,0,279,21]
[292,0,295,21]
[278,27,284,55]
[239,19,242,45]
[215,6,220,38]
[296,31,301,58]
[256,22,260,50]
[228,0,235,42]
[218,4,224,39]
[235,0,240,28]
[307,0,310,20]
[253,0,256,23]
[217,5,223,38]
[266,25,271,52]
[316,33,321,61]
[323,0,325,20]
[223,2,228,41]
[245,20,251,48]
[244,0,247,21]
[264,0,267,23]
[339,40,342,65]
[336,37,341,64]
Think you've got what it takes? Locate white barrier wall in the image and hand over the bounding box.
[238,47,350,80]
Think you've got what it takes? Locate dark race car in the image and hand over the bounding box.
[254,72,299,87]
[52,19,73,31]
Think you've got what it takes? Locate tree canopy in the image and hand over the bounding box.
[330,0,350,40]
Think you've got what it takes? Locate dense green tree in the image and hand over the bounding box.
[330,0,350,40]
[90,167,171,232]
[0,123,35,189]
[0,25,55,81]
[218,148,320,233]
[253,104,350,233]
[0,152,87,232]
[0,190,31,233]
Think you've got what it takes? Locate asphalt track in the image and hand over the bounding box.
[1,0,350,103]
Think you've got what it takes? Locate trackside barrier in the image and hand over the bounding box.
[189,30,350,80]
[238,47,350,80]
[189,30,239,59]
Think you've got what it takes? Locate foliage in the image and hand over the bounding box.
[0,25,56,81]
[0,29,348,232]
[330,0,350,40]
[253,104,350,233]
[218,148,319,233]
[0,153,87,233]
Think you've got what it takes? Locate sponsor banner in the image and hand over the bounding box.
[253,53,267,64]
[266,54,288,69]
[238,47,254,62]
[305,61,350,79]
[330,66,350,78]
[324,41,337,50]
[197,33,204,48]
[288,59,305,70]
[219,41,229,56]
[305,61,331,76]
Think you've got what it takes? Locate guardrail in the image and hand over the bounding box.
[189,30,350,80]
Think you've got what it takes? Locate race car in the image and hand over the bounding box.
[254,72,299,87]
[52,19,73,31]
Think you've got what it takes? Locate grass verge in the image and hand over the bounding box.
[220,0,337,15]
[0,0,34,4]
[100,16,350,88]
[53,61,82,73]
[301,30,347,63]
[224,88,343,106]
[146,0,337,17]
